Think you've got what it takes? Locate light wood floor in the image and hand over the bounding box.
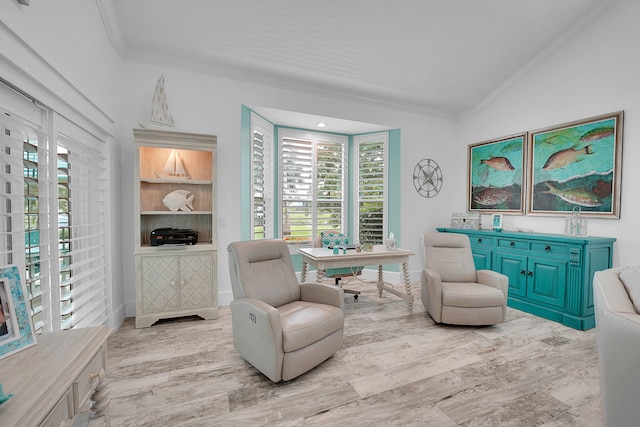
[107,282,603,426]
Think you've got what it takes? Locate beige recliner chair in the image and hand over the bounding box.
[227,239,345,382]
[593,267,640,426]
[421,232,508,326]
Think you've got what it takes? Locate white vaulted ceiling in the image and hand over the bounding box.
[107,0,620,118]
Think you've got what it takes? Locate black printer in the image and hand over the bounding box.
[150,228,198,246]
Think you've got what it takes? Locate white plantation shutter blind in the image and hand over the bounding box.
[56,118,110,329]
[281,135,314,244]
[0,81,110,333]
[280,130,346,245]
[251,113,273,239]
[356,134,387,245]
[316,140,344,233]
[0,99,55,333]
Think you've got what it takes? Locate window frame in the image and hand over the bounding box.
[277,129,348,247]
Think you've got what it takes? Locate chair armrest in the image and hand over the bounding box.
[300,283,345,310]
[422,268,443,322]
[230,298,284,382]
[477,270,509,296]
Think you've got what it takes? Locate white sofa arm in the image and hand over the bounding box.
[230,298,283,382]
[300,282,345,309]
[594,268,640,427]
[422,268,443,322]
[477,269,509,297]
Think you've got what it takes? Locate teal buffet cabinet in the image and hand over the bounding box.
[437,228,616,330]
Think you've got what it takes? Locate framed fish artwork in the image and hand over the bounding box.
[467,133,526,214]
[527,111,623,218]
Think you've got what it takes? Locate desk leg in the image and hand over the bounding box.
[301,261,308,282]
[317,268,326,283]
[377,265,384,297]
[402,262,413,312]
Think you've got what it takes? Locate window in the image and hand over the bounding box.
[355,133,387,245]
[251,113,273,239]
[0,81,110,333]
[279,130,347,245]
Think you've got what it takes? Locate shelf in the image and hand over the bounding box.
[140,178,212,185]
[141,210,212,215]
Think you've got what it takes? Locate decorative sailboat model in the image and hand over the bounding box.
[156,149,189,179]
[139,74,176,129]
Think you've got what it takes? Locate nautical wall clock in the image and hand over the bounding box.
[413,158,443,198]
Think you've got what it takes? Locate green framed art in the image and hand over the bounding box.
[527,111,623,217]
[467,133,526,214]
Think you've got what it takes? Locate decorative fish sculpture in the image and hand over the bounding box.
[543,182,602,207]
[162,190,194,211]
[473,187,511,206]
[480,156,515,171]
[579,127,614,142]
[542,145,594,170]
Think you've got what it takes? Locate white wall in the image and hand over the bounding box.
[0,0,125,326]
[457,0,639,267]
[118,61,458,313]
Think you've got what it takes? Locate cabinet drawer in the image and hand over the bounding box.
[74,348,105,412]
[497,238,529,251]
[531,242,567,255]
[42,388,73,427]
[470,236,493,247]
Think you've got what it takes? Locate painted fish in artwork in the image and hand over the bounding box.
[480,156,515,171]
[543,182,602,207]
[162,190,194,211]
[579,127,614,142]
[542,145,594,170]
[473,187,511,206]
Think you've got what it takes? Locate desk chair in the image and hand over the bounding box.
[315,231,363,299]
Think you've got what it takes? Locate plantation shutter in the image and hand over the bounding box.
[0,80,111,333]
[251,113,273,239]
[55,116,110,329]
[316,140,344,233]
[0,105,53,333]
[281,136,314,245]
[356,135,387,245]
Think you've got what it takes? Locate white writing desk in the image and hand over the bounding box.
[297,246,415,312]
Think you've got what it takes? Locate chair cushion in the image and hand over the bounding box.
[442,282,506,308]
[320,232,349,248]
[619,264,640,313]
[278,301,344,353]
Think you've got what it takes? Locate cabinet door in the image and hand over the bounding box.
[495,251,527,297]
[179,253,214,309]
[140,255,179,313]
[526,256,567,308]
[472,248,493,270]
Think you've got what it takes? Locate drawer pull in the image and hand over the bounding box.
[527,271,533,276]
[545,245,551,251]
[510,241,515,246]
[520,269,526,275]
[477,238,482,243]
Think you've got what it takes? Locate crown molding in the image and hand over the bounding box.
[96,0,127,56]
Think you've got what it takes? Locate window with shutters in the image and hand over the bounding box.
[355,133,387,245]
[251,113,273,240]
[279,130,346,246]
[0,81,111,333]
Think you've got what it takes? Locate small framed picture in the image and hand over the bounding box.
[0,265,36,360]
[491,213,503,230]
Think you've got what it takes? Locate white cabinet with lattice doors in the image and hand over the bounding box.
[133,128,218,328]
